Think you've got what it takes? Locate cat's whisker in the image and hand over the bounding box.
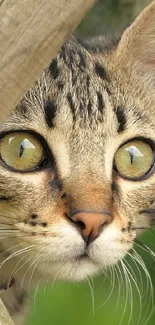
[51,268,62,292]
[43,277,49,300]
[124,262,135,325]
[99,265,115,308]
[21,254,41,290]
[136,239,155,248]
[124,255,142,325]
[134,241,155,262]
[33,276,42,317]
[0,222,15,226]
[86,277,95,319]
[131,247,154,325]
[9,254,34,285]
[21,246,46,290]
[0,214,19,222]
[0,235,33,241]
[119,260,130,325]
[113,263,123,312]
[127,250,144,296]
[0,243,23,259]
[0,245,35,276]
[28,253,44,294]
[130,250,149,310]
[132,227,151,230]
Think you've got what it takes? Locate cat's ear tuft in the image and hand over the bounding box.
[116,2,155,70]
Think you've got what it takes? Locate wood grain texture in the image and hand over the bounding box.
[0,0,96,126]
[0,1,96,321]
[0,298,15,325]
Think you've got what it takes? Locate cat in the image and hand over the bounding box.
[0,1,155,324]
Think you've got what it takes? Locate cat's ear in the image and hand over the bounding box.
[116,2,155,71]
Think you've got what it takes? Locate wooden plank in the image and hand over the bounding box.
[0,0,96,126]
[0,298,15,325]
[0,1,96,322]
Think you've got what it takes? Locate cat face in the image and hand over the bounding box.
[0,2,155,282]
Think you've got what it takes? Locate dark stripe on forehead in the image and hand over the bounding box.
[16,102,30,119]
[0,196,12,201]
[57,82,64,91]
[87,100,92,117]
[78,51,86,70]
[67,93,76,122]
[114,106,126,132]
[97,92,104,113]
[105,85,111,96]
[60,45,72,69]
[60,43,86,82]
[44,98,57,128]
[95,63,107,80]
[49,58,60,80]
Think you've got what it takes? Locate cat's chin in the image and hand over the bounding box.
[37,256,102,282]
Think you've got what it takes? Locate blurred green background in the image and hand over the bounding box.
[27,1,155,324]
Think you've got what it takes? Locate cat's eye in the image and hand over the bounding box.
[0,132,44,171]
[114,140,154,180]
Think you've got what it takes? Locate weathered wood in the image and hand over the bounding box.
[0,0,96,126]
[0,298,15,325]
[0,0,96,322]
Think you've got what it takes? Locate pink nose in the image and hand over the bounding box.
[70,211,111,244]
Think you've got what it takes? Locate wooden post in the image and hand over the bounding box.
[0,0,96,323]
[0,0,96,127]
[0,298,15,325]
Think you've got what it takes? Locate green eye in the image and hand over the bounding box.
[114,140,154,180]
[0,132,44,171]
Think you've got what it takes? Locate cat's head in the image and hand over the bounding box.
[0,2,155,282]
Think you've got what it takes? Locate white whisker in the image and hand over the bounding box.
[86,277,95,321]
[0,245,35,272]
[119,260,130,325]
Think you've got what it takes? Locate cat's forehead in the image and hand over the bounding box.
[3,37,155,143]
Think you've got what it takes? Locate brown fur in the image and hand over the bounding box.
[0,2,155,324]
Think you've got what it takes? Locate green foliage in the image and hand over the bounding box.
[75,0,151,37]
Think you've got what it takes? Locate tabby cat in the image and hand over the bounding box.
[0,2,155,324]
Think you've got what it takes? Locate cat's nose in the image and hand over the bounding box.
[69,210,112,245]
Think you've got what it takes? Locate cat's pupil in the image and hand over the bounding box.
[19,142,24,158]
[129,148,134,165]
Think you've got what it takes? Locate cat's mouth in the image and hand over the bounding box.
[76,251,90,260]
[13,221,135,281]
[79,252,89,258]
